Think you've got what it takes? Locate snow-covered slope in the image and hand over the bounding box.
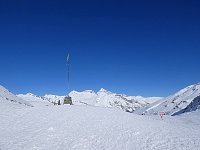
[136,83,200,116]
[172,96,200,116]
[17,93,53,107]
[0,85,32,107]
[18,93,65,106]
[0,104,200,150]
[125,95,162,105]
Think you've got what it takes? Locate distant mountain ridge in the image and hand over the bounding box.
[17,88,162,112]
[69,88,163,112]
[2,82,200,115]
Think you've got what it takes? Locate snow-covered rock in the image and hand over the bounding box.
[0,85,32,107]
[136,83,200,116]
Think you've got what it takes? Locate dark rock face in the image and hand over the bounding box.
[172,96,200,116]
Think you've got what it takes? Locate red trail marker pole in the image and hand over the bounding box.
[159,112,165,120]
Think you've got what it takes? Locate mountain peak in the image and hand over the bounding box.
[99,88,107,92]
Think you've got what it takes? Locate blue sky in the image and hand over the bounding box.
[0,0,200,96]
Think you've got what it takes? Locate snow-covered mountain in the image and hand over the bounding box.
[172,96,200,116]
[70,88,137,112]
[18,88,162,112]
[0,85,32,107]
[125,95,162,105]
[14,83,200,115]
[69,90,98,106]
[69,88,162,112]
[136,83,200,116]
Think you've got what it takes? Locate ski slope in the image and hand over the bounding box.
[0,103,199,150]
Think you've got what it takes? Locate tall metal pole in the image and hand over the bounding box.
[67,53,70,94]
[63,53,72,105]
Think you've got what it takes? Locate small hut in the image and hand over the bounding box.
[63,96,72,105]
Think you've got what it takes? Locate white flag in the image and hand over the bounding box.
[67,53,70,63]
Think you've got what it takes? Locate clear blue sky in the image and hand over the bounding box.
[0,0,200,96]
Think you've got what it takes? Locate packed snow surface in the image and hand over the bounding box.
[1,84,200,149]
[0,103,200,150]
